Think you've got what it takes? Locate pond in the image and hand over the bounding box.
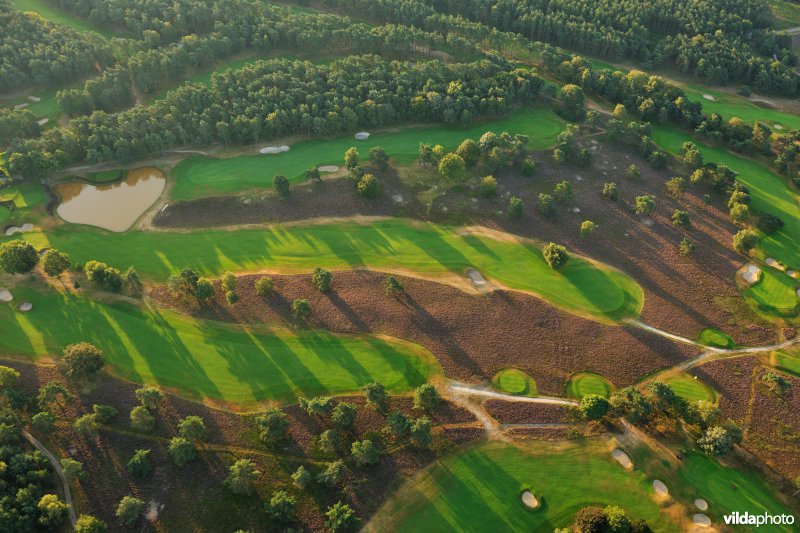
[55,167,166,232]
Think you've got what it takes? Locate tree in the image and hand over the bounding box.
[634,195,656,216]
[318,428,341,455]
[42,249,70,278]
[273,175,290,198]
[580,394,610,420]
[456,139,481,167]
[63,342,105,380]
[312,267,333,292]
[413,384,440,411]
[74,515,107,533]
[553,180,573,204]
[332,402,357,431]
[292,465,311,489]
[351,439,380,466]
[362,381,388,412]
[678,238,695,256]
[168,437,197,466]
[124,267,142,295]
[732,229,759,254]
[479,175,497,198]
[580,220,596,237]
[31,411,55,433]
[130,405,155,432]
[538,193,555,217]
[574,506,608,533]
[255,276,274,296]
[326,502,360,532]
[74,413,99,437]
[178,415,206,442]
[344,147,360,169]
[126,449,152,478]
[292,298,310,320]
[61,458,86,481]
[256,408,289,444]
[369,146,388,169]
[116,495,145,526]
[507,196,523,219]
[418,143,435,166]
[195,277,215,302]
[543,243,569,270]
[226,291,239,305]
[305,167,321,183]
[222,272,236,293]
[383,275,404,297]
[410,417,432,447]
[671,210,691,229]
[268,490,297,524]
[438,153,465,181]
[762,370,792,395]
[697,426,733,455]
[300,396,334,418]
[625,165,640,180]
[0,240,38,274]
[316,459,345,487]
[520,158,536,176]
[0,366,20,390]
[604,505,632,532]
[602,182,619,201]
[225,458,260,495]
[37,381,72,413]
[557,84,585,120]
[135,386,163,409]
[665,177,685,199]
[38,494,70,528]
[92,404,117,424]
[757,212,784,233]
[386,411,410,437]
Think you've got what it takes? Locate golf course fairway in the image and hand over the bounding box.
[170,107,565,200]
[19,219,643,322]
[0,287,438,407]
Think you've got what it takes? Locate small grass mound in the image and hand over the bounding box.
[493,369,537,396]
[566,372,614,399]
[697,328,735,349]
[773,352,800,377]
[662,374,716,403]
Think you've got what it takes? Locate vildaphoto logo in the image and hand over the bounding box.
[723,512,796,527]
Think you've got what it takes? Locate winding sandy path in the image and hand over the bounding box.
[22,430,77,527]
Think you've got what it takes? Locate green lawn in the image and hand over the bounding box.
[367,441,680,532]
[662,374,716,403]
[0,181,48,225]
[15,219,643,322]
[768,0,800,29]
[0,85,63,125]
[680,84,800,131]
[773,351,800,376]
[170,107,565,200]
[492,369,537,396]
[652,127,800,270]
[566,372,614,399]
[7,0,113,37]
[0,287,438,406]
[697,328,735,349]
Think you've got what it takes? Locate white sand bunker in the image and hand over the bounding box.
[319,165,339,173]
[37,118,49,126]
[354,131,370,140]
[694,499,708,511]
[27,96,41,102]
[14,103,29,110]
[521,491,539,509]
[571,207,581,213]
[392,194,404,205]
[741,264,761,284]
[765,257,780,268]
[0,289,12,302]
[145,500,163,523]
[652,480,669,496]
[787,270,797,278]
[4,223,34,236]
[466,269,486,286]
[17,302,32,312]
[693,514,711,527]
[259,145,290,154]
[702,94,716,101]
[611,449,633,469]
[774,124,783,130]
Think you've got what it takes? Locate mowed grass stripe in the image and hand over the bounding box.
[0,288,438,406]
[22,219,644,322]
[170,107,565,200]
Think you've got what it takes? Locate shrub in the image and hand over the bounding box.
[456,139,480,167]
[344,147,359,169]
[316,459,345,487]
[357,173,379,198]
[543,243,569,270]
[256,408,289,444]
[732,229,759,253]
[678,238,695,256]
[580,394,610,420]
[222,272,236,293]
[729,202,749,224]
[383,275,404,297]
[63,342,105,380]
[538,193,555,217]
[507,196,523,219]
[225,459,260,495]
[312,267,333,292]
[305,167,321,182]
[624,165,640,180]
[386,411,410,437]
[74,515,107,533]
[671,209,691,229]
[74,414,99,437]
[553,180,573,204]
[225,291,239,304]
[292,298,310,319]
[135,386,163,409]
[602,182,619,201]
[38,493,70,528]
[369,146,389,169]
[665,177,685,199]
[351,439,380,466]
[634,195,655,215]
[413,384,440,411]
[255,276,274,296]
[31,411,55,433]
[92,404,117,424]
[177,415,206,442]
[292,465,311,489]
[116,495,145,526]
[762,371,792,395]
[267,490,297,524]
[479,175,497,197]
[102,267,123,292]
[331,402,357,430]
[61,458,85,480]
[697,426,733,455]
[574,506,608,533]
[520,158,536,176]
[438,153,465,181]
[325,502,360,532]
[126,449,152,478]
[42,249,70,277]
[318,428,340,455]
[129,406,155,433]
[580,220,596,237]
[362,381,388,412]
[195,278,215,302]
[410,417,432,447]
[168,437,197,466]
[757,211,785,233]
[273,175,290,197]
[0,239,38,274]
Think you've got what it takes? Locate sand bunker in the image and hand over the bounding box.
[652,480,668,496]
[466,269,486,286]
[37,118,49,126]
[0,289,12,302]
[774,124,783,130]
[787,270,797,278]
[741,264,761,284]
[259,145,290,154]
[764,257,780,268]
[27,96,41,102]
[702,94,716,101]
[17,302,32,312]
[319,165,339,173]
[392,194,404,205]
[521,491,539,509]
[693,514,711,527]
[571,207,581,213]
[611,449,633,469]
[14,103,29,110]
[4,223,34,236]
[694,499,708,511]
[355,131,370,140]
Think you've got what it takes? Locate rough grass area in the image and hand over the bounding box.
[7,0,113,37]
[768,0,800,29]
[697,328,735,349]
[0,287,439,406]
[367,440,680,532]
[662,374,716,403]
[492,369,537,396]
[566,372,614,399]
[17,219,644,322]
[169,107,565,200]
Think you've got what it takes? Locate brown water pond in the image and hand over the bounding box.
[55,167,166,232]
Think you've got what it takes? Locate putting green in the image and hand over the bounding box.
[566,372,614,399]
[661,374,716,403]
[170,107,565,200]
[14,219,643,322]
[0,288,438,406]
[652,127,800,269]
[743,268,799,318]
[697,328,735,349]
[367,441,679,532]
[493,369,537,396]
